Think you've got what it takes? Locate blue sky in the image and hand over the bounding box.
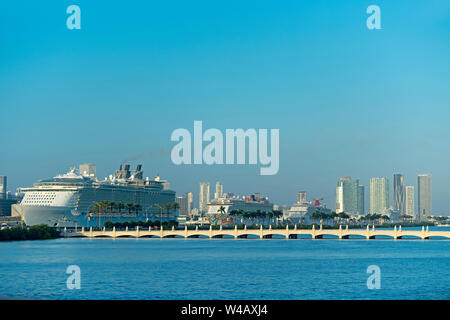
[1,1,450,214]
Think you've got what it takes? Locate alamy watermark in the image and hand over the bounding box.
[366,265,381,290]
[366,5,381,30]
[66,5,81,30]
[170,121,279,175]
[66,265,81,289]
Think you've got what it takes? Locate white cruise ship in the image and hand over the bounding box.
[12,164,175,227]
[206,193,274,225]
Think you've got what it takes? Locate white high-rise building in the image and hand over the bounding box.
[214,181,223,199]
[418,174,431,220]
[199,182,210,214]
[335,177,364,215]
[187,192,193,216]
[404,186,415,217]
[79,163,96,178]
[296,191,307,204]
[370,177,389,214]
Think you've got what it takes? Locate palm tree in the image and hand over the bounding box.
[254,210,263,225]
[135,204,142,223]
[117,201,125,223]
[215,206,226,225]
[329,212,338,224]
[249,211,258,226]
[93,202,101,227]
[242,211,250,225]
[164,203,172,220]
[126,203,135,223]
[238,209,245,224]
[267,211,274,226]
[156,204,164,226]
[171,202,180,218]
[229,210,238,224]
[109,201,117,222]
[97,200,110,227]
[272,210,283,225]
[311,211,321,224]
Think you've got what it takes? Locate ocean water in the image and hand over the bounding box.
[0,232,449,300]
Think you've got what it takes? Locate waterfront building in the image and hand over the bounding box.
[214,181,223,199]
[0,176,20,216]
[370,177,389,214]
[404,185,415,217]
[418,174,432,220]
[393,174,405,214]
[199,182,210,214]
[0,197,18,216]
[79,163,96,179]
[336,177,364,215]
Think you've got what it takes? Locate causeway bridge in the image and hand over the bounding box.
[63,225,450,240]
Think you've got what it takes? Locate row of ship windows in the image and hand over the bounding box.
[26,195,57,199]
[22,201,53,204]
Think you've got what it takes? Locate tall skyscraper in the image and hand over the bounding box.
[199,182,210,214]
[0,176,6,199]
[297,191,307,204]
[79,163,96,178]
[370,177,389,214]
[336,177,364,215]
[418,174,431,220]
[214,181,223,199]
[357,185,365,215]
[176,195,189,216]
[404,186,415,217]
[393,174,405,214]
[187,192,193,216]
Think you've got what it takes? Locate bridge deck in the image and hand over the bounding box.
[63,226,450,240]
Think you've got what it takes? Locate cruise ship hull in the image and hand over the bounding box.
[12,205,87,228]
[12,204,156,228]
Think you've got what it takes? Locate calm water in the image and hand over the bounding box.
[1,229,449,300]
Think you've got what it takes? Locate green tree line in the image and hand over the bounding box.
[0,225,60,241]
[225,209,283,225]
[89,200,179,227]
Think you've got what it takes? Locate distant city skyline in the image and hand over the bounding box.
[0,170,440,216]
